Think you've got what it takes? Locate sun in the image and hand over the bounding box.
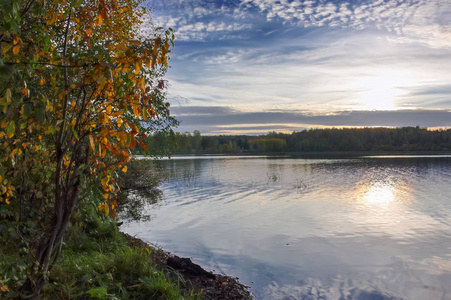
[348,73,409,111]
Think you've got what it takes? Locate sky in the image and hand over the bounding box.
[146,0,451,135]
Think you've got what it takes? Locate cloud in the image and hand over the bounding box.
[148,0,451,134]
[167,29,451,113]
[148,0,451,50]
[239,0,451,49]
[171,106,451,135]
[148,0,256,41]
[396,24,451,49]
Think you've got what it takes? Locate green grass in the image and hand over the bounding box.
[45,222,192,299]
[0,212,199,300]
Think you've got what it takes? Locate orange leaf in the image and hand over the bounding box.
[96,14,103,26]
[13,45,20,55]
[0,284,10,292]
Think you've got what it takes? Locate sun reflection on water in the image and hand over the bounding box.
[363,182,396,206]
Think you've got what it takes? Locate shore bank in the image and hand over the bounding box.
[122,233,253,300]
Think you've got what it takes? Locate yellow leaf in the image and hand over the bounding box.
[46,13,57,25]
[5,198,10,205]
[135,61,140,75]
[122,166,127,173]
[40,77,45,86]
[89,135,95,151]
[117,117,123,127]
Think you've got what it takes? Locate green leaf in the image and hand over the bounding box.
[35,107,44,121]
[6,121,15,138]
[5,89,12,104]
[72,124,78,139]
[86,286,108,299]
[23,103,32,117]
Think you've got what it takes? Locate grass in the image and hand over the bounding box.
[0,210,199,300]
[46,221,194,300]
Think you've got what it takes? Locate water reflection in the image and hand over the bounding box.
[122,156,451,300]
[363,182,396,206]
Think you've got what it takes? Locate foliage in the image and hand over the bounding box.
[285,127,451,152]
[248,138,287,152]
[160,127,451,155]
[0,0,176,297]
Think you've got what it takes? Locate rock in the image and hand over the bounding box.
[167,255,216,279]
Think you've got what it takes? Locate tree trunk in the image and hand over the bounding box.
[19,172,80,299]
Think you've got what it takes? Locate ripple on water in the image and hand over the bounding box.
[123,156,451,300]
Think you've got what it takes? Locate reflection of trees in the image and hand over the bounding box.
[118,160,167,221]
[117,190,163,222]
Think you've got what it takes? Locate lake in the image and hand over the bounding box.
[121,155,451,300]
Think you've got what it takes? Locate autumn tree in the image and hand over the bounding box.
[0,0,175,297]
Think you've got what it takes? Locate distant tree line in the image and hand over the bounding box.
[133,127,451,155]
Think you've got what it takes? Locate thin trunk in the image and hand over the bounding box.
[19,180,80,299]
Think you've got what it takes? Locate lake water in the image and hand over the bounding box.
[121,155,451,300]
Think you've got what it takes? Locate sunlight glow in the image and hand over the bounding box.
[363,182,396,205]
[356,78,401,110]
[348,72,412,111]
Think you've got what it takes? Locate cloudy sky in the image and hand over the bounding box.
[146,0,451,135]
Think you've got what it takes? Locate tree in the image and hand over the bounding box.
[0,0,175,297]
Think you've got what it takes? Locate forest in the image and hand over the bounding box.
[136,127,451,155]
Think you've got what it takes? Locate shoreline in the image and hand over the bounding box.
[135,151,451,160]
[122,233,254,300]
